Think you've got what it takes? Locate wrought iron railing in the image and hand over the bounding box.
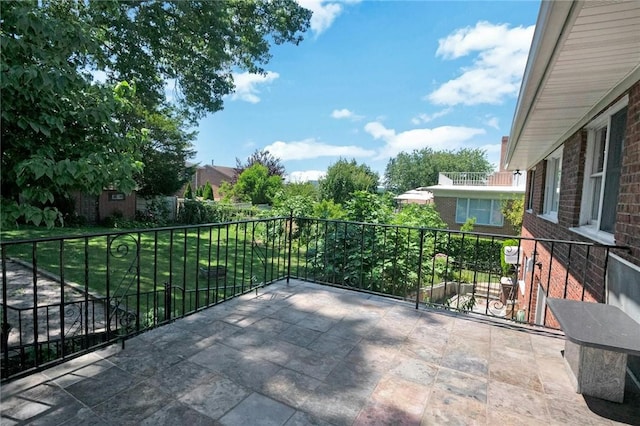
[1,215,627,381]
[1,217,289,381]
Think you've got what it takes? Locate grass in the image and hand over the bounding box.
[2,222,292,314]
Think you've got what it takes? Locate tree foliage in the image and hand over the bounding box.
[234,149,286,183]
[501,197,524,235]
[233,164,284,205]
[1,2,144,227]
[183,182,194,199]
[319,159,379,205]
[134,106,196,197]
[384,148,493,193]
[1,0,311,227]
[202,181,214,201]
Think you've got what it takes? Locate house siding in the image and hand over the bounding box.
[520,80,640,326]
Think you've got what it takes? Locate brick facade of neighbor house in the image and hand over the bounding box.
[177,164,235,200]
[98,190,137,222]
[73,191,137,224]
[518,82,640,326]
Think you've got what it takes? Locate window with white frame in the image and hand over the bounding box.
[455,198,504,226]
[580,97,628,235]
[542,147,563,220]
[526,168,536,211]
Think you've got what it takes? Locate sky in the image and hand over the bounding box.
[191,0,541,183]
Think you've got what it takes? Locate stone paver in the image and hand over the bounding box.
[1,279,639,425]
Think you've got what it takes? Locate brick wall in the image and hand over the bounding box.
[98,191,137,221]
[520,80,640,324]
[616,81,640,263]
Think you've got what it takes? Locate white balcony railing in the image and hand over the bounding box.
[438,171,526,187]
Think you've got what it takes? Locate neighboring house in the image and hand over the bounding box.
[394,187,434,205]
[426,137,526,236]
[178,164,236,200]
[74,190,137,223]
[505,1,639,377]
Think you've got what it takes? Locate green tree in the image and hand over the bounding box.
[344,192,393,224]
[501,197,525,235]
[233,164,284,205]
[1,2,144,227]
[202,181,214,201]
[392,204,447,229]
[312,200,345,219]
[88,1,311,116]
[384,148,493,193]
[234,149,286,183]
[134,106,196,197]
[282,182,319,201]
[320,159,379,205]
[1,0,311,227]
[183,182,194,199]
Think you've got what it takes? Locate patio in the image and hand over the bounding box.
[1,279,639,425]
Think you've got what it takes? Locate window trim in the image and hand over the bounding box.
[578,95,628,238]
[540,147,563,223]
[526,168,536,213]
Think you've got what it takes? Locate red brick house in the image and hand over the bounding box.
[427,137,525,236]
[74,190,138,224]
[177,164,235,200]
[505,1,639,378]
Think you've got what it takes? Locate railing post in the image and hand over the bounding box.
[1,245,10,379]
[164,282,172,322]
[286,210,294,284]
[415,228,425,309]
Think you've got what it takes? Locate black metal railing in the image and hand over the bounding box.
[1,214,628,381]
[1,217,290,381]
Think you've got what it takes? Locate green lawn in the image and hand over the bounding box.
[2,223,292,313]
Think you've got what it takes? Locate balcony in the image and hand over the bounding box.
[1,218,638,423]
[438,171,526,187]
[1,279,639,424]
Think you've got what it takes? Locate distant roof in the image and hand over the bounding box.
[394,188,434,201]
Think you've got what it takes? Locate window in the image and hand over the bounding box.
[455,198,504,226]
[109,193,125,201]
[542,147,563,220]
[580,97,628,236]
[526,168,536,211]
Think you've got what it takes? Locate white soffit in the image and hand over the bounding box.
[506,0,640,171]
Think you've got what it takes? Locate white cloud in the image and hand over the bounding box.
[411,108,453,125]
[331,108,363,121]
[364,121,485,160]
[427,21,534,106]
[485,116,500,130]
[230,71,279,103]
[264,138,375,161]
[297,0,360,36]
[287,170,326,183]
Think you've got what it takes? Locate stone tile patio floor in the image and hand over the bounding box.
[1,279,639,425]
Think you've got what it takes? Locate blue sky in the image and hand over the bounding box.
[192,1,540,182]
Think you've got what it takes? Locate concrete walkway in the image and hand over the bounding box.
[1,279,639,425]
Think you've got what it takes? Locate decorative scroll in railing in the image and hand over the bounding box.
[106,233,140,334]
[1,218,290,381]
[0,215,628,382]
